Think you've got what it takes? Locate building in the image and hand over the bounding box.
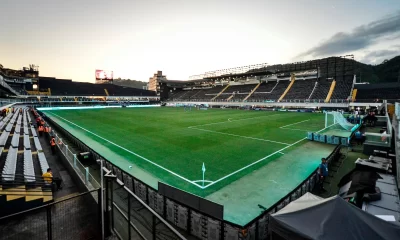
[148,71,167,95]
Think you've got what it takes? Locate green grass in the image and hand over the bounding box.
[44,107,327,197]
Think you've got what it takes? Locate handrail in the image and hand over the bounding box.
[116,180,187,240]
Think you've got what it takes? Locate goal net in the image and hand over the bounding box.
[325,111,355,131]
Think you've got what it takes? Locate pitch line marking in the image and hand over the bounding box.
[188,127,291,145]
[202,122,338,189]
[45,112,204,189]
[279,127,314,132]
[188,113,282,128]
[192,180,213,183]
[279,119,310,129]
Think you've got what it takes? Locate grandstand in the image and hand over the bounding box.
[0,107,53,216]
[164,56,356,103]
[38,77,156,97]
[354,82,400,102]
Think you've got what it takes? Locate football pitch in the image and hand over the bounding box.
[43,107,329,197]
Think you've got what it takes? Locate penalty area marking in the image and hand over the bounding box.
[188,113,282,128]
[45,111,204,189]
[279,127,314,132]
[201,122,338,189]
[279,119,310,128]
[188,127,291,145]
[192,180,213,183]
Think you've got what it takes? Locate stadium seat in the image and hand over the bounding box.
[34,137,42,151]
[24,150,35,182]
[2,147,18,181]
[37,152,49,174]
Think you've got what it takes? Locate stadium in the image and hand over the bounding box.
[0,52,399,240]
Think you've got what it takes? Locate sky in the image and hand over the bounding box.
[1,0,400,83]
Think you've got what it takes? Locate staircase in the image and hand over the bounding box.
[278,75,296,101]
[226,94,234,101]
[0,183,53,216]
[104,89,110,96]
[325,80,336,102]
[243,82,261,101]
[308,82,318,99]
[351,89,357,102]
[211,85,230,101]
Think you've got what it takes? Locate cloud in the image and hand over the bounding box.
[360,46,400,64]
[297,11,400,58]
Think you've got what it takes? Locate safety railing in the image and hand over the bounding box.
[109,174,187,240]
[169,98,351,104]
[51,131,100,189]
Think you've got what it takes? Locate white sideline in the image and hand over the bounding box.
[46,112,204,189]
[279,119,310,128]
[202,122,338,189]
[189,127,291,145]
[187,113,282,128]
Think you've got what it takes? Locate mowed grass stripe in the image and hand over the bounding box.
[44,108,325,195]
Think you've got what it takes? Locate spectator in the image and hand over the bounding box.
[50,137,56,154]
[38,125,44,136]
[355,130,364,145]
[42,168,53,184]
[318,158,328,191]
[42,168,63,191]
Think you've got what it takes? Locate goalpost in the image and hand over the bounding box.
[325,111,355,131]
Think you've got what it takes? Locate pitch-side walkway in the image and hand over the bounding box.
[205,141,336,225]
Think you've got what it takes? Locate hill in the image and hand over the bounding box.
[355,56,400,83]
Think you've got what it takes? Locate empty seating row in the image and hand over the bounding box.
[38,152,49,174]
[24,150,35,182]
[0,130,10,146]
[34,137,42,151]
[11,133,20,148]
[24,134,31,150]
[31,126,37,137]
[2,147,18,181]
[38,77,156,96]
[283,78,318,100]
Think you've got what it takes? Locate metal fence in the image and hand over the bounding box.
[0,189,101,240]
[53,132,100,190]
[107,174,187,240]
